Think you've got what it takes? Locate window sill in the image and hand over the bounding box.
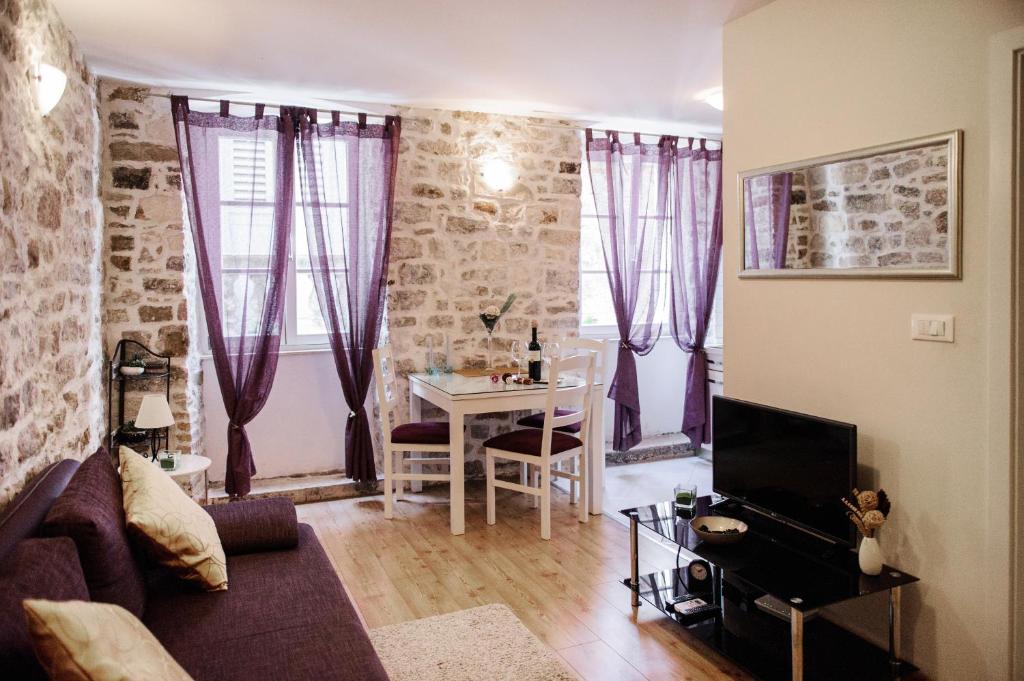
[198,345,334,361]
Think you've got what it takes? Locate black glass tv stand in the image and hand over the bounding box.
[620,496,919,681]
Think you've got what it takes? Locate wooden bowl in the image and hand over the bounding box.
[690,516,748,545]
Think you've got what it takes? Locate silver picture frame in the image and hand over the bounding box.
[738,130,963,279]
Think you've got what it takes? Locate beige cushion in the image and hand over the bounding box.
[23,599,194,681]
[119,447,227,591]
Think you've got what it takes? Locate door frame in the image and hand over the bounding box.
[1013,45,1024,681]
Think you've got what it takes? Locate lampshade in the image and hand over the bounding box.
[36,63,67,116]
[135,394,175,429]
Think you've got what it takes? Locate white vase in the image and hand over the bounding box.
[859,536,883,576]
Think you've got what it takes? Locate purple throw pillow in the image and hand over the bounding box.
[0,537,89,680]
[40,448,147,617]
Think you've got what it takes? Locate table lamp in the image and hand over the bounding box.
[135,394,175,461]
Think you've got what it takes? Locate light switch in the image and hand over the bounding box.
[911,314,954,343]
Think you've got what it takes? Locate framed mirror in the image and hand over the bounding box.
[739,130,962,278]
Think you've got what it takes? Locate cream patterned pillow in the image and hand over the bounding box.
[23,599,194,681]
[119,447,227,591]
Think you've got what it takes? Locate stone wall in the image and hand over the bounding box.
[747,143,949,270]
[0,0,103,505]
[386,107,582,473]
[97,80,201,456]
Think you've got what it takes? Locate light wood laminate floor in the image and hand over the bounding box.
[297,481,751,681]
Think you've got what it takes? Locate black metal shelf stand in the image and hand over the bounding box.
[106,339,171,460]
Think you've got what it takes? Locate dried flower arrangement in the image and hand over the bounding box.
[841,488,891,538]
[479,293,517,333]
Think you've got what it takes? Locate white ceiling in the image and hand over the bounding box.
[53,0,773,135]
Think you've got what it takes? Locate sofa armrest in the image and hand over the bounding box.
[203,498,298,555]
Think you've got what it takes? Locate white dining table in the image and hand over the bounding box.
[407,372,606,535]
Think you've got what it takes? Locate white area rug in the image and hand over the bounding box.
[369,604,577,681]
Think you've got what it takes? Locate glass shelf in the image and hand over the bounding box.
[623,568,919,681]
[621,499,918,612]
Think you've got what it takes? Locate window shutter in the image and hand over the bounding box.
[223,138,274,202]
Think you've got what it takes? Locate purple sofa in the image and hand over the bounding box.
[0,456,390,681]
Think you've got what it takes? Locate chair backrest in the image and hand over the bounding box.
[538,352,596,458]
[559,337,607,384]
[372,345,402,437]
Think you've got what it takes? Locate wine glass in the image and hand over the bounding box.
[545,336,561,366]
[510,340,522,377]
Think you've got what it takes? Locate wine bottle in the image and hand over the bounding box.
[528,322,542,381]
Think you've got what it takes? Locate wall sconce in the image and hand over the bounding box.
[696,86,724,111]
[36,63,67,116]
[481,157,517,192]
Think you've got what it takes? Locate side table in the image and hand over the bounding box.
[167,455,212,504]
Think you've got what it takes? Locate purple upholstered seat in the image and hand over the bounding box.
[40,448,147,618]
[483,429,583,456]
[391,421,450,445]
[144,524,389,681]
[515,408,583,434]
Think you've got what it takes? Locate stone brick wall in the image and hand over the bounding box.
[804,145,949,268]
[97,80,202,456]
[0,0,103,505]
[386,107,582,473]
[748,143,949,270]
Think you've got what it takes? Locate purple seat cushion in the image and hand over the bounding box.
[204,498,298,555]
[483,428,584,456]
[515,408,583,434]
[145,524,389,681]
[40,448,147,618]
[0,537,89,680]
[391,420,450,445]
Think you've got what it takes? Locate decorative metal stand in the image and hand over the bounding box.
[107,340,171,460]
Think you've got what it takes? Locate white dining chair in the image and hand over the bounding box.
[516,337,607,505]
[372,344,452,519]
[484,352,596,540]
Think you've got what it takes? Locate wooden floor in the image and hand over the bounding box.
[297,481,752,681]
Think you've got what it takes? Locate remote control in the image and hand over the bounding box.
[669,597,719,621]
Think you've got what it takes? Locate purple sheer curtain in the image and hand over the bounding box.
[296,110,401,484]
[667,138,723,447]
[744,172,792,269]
[585,130,668,452]
[171,96,295,497]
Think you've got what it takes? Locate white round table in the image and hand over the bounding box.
[166,455,212,504]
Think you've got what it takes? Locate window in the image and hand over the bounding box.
[212,136,350,351]
[579,156,723,345]
[579,160,670,331]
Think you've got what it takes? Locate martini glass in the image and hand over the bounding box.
[479,314,499,369]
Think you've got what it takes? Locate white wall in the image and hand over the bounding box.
[201,335,694,483]
[589,334,693,445]
[723,1,1024,678]
[201,353,348,483]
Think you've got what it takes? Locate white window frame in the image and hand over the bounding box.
[579,169,672,340]
[198,136,349,355]
[579,162,723,346]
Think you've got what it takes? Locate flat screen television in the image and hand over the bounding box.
[712,396,857,546]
